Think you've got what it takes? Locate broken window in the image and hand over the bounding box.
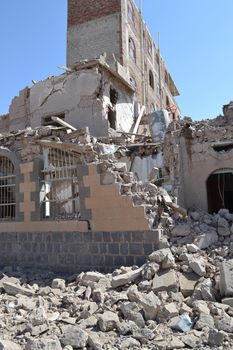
[207,169,233,214]
[128,1,134,23]
[149,70,154,89]
[108,87,118,130]
[213,143,233,152]
[129,37,136,62]
[41,146,80,220]
[42,113,65,127]
[0,156,15,220]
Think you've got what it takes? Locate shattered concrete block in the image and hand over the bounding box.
[111,266,144,288]
[153,270,178,293]
[208,329,225,346]
[221,297,233,307]
[189,258,206,277]
[215,316,233,333]
[194,313,215,330]
[0,340,22,350]
[60,325,88,348]
[178,272,199,297]
[98,311,119,332]
[3,281,34,297]
[220,259,233,297]
[194,231,218,249]
[120,302,145,328]
[171,224,191,237]
[25,338,62,350]
[51,278,66,290]
[87,331,107,350]
[127,285,161,320]
[217,217,231,236]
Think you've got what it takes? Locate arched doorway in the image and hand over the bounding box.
[207,168,233,214]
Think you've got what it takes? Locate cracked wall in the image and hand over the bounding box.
[6,67,134,137]
[164,106,233,213]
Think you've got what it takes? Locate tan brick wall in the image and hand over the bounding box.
[68,0,122,26]
[19,163,36,222]
[84,164,150,231]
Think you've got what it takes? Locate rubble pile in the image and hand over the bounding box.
[0,209,233,349]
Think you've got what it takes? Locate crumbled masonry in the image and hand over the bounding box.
[0,208,233,349]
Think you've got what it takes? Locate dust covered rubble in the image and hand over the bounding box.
[1,209,233,348]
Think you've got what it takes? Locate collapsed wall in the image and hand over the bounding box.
[163,102,233,214]
[0,124,168,272]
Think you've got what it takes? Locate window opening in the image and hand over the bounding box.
[149,70,154,89]
[41,146,80,220]
[129,37,136,62]
[207,169,233,213]
[0,156,16,220]
[108,87,118,130]
[42,113,65,127]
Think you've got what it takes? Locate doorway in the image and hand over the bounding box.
[207,169,233,214]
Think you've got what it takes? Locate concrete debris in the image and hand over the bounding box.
[0,211,233,349]
[1,115,233,348]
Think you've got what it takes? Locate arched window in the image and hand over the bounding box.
[129,37,136,62]
[128,1,134,23]
[0,156,15,220]
[149,70,154,89]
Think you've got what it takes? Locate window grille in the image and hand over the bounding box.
[41,146,80,220]
[0,156,16,220]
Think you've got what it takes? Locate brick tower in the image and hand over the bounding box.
[67,0,180,117]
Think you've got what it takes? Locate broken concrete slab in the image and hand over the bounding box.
[2,281,35,297]
[178,272,200,297]
[153,270,178,293]
[220,259,233,297]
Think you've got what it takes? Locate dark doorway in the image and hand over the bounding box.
[207,171,233,214]
[108,109,116,130]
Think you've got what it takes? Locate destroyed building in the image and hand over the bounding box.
[0,0,233,278]
[67,0,180,118]
[163,101,233,215]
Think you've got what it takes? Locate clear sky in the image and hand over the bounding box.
[0,0,232,120]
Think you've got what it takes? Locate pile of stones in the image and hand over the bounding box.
[1,209,233,349]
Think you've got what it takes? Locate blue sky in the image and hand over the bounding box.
[0,1,232,120]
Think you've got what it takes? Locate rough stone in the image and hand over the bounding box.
[178,272,199,297]
[60,325,88,348]
[0,340,22,350]
[171,224,191,237]
[153,270,178,293]
[25,338,62,350]
[189,258,206,277]
[3,281,34,297]
[98,311,119,332]
[220,259,233,297]
[218,217,231,236]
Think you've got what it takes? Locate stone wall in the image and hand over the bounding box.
[0,230,161,274]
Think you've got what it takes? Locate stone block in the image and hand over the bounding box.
[153,270,178,293]
[220,259,233,297]
[178,272,200,297]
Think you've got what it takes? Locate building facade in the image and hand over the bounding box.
[67,0,180,118]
